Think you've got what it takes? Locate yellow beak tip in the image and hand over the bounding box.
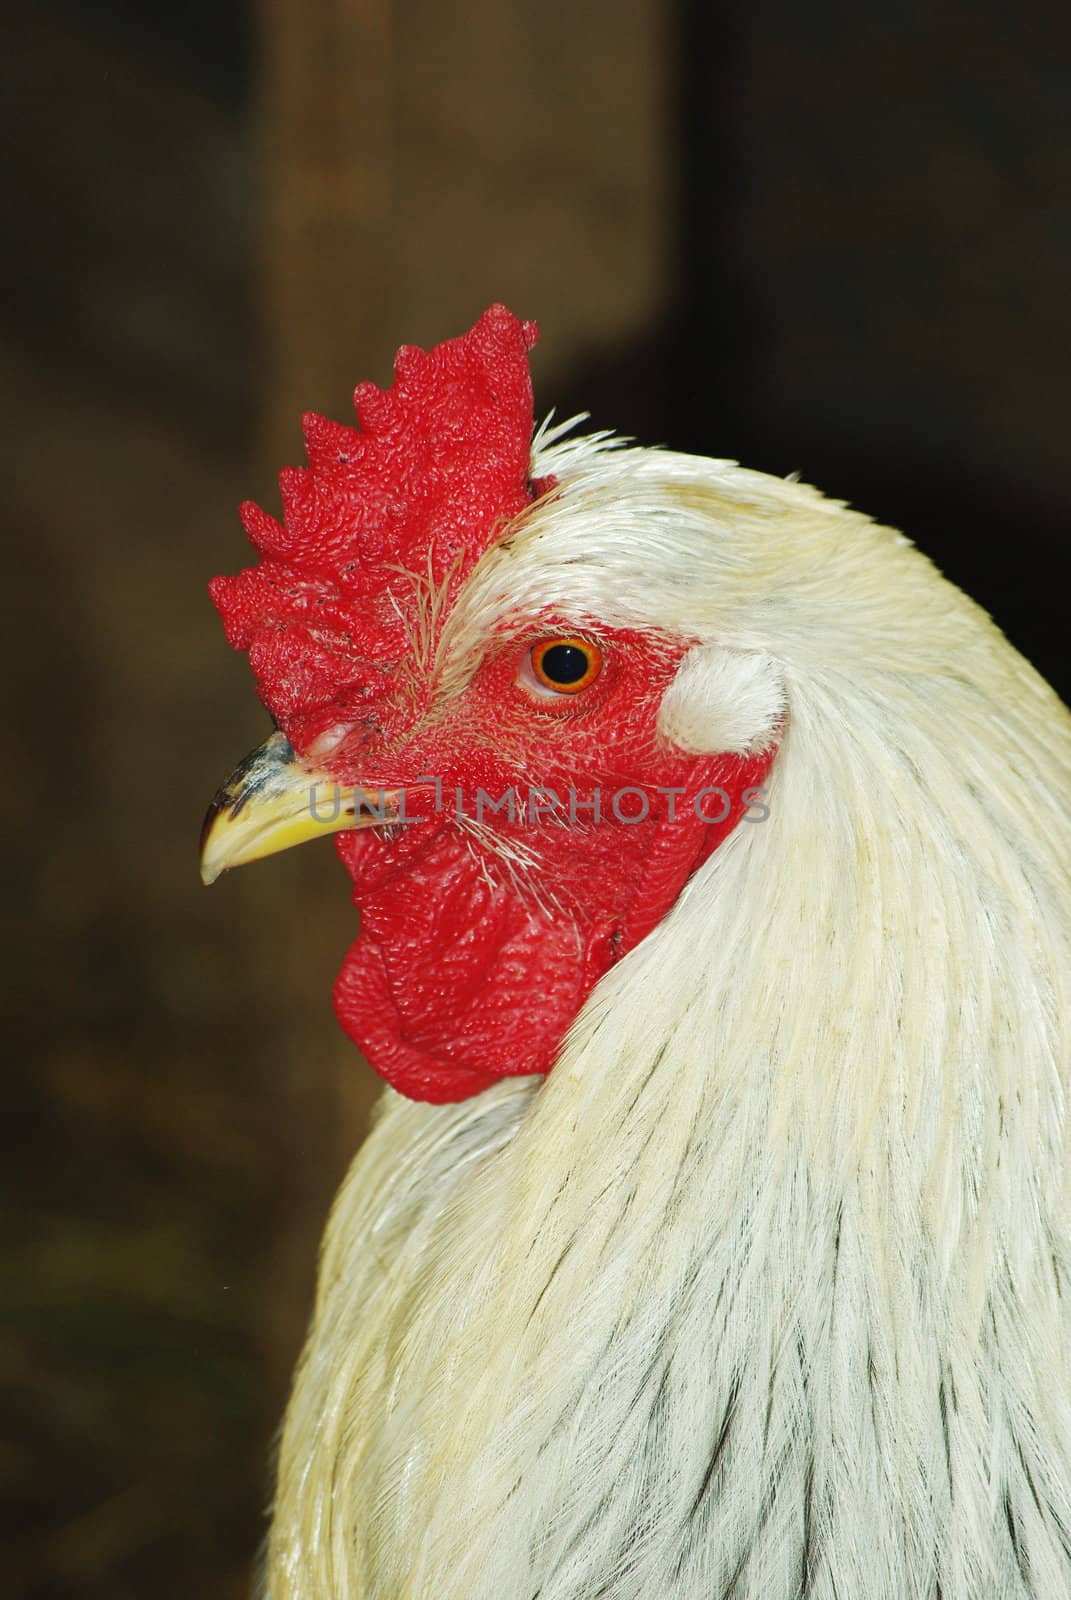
[199,730,400,883]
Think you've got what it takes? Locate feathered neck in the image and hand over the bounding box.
[268,517,1071,1599]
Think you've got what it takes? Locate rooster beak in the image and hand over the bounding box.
[199,730,399,885]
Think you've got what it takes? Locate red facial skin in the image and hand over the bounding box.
[322,623,773,1101]
[210,305,773,1102]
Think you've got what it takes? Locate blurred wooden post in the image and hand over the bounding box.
[253,0,395,1394]
[258,0,395,466]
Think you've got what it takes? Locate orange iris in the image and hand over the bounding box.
[530,637,603,694]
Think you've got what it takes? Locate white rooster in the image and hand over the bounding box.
[202,306,1071,1599]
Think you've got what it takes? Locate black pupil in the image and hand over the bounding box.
[541,643,590,684]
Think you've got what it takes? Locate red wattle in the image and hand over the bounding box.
[330,749,774,1103]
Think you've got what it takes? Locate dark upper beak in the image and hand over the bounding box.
[199,730,399,884]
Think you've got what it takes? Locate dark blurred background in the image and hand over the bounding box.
[5,2,1068,1594]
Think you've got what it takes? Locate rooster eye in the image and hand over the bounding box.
[528,637,603,695]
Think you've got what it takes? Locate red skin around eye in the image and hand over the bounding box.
[327,627,774,1103]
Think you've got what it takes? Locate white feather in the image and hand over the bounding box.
[657,644,785,755]
[265,434,1071,1598]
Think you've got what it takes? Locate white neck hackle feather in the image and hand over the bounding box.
[267,431,1071,1598]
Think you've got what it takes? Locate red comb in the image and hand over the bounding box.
[210,304,539,747]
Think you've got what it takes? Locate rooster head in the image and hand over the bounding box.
[202,307,777,1102]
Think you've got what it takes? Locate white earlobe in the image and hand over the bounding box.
[657,644,786,755]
